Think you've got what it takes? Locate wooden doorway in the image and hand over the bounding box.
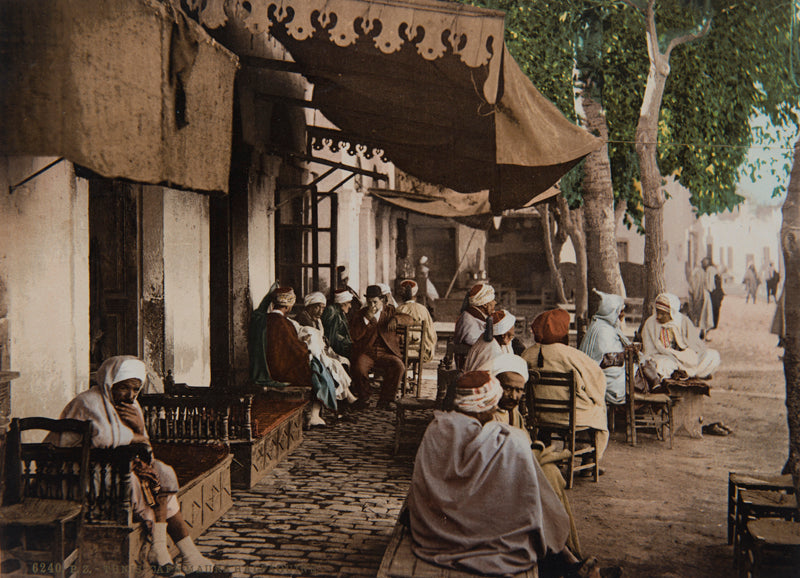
[89,180,141,370]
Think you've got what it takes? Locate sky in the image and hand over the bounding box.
[736,114,798,207]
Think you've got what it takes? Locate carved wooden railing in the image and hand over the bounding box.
[139,392,254,444]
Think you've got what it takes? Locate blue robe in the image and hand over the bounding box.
[579,291,628,404]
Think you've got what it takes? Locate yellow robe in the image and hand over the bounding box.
[521,343,609,460]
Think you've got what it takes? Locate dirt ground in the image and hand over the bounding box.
[567,293,789,577]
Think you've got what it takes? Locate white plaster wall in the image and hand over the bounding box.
[359,195,377,288]
[249,155,280,300]
[0,156,90,418]
[336,188,362,292]
[163,188,210,386]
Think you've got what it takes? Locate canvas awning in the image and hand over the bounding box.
[191,0,601,211]
[0,0,238,193]
[368,168,560,222]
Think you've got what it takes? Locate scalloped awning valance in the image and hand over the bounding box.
[0,0,238,193]
[193,0,602,211]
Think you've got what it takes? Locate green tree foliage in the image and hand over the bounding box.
[465,0,800,226]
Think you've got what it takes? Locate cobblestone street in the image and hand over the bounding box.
[195,405,421,578]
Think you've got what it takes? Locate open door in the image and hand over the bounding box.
[89,179,141,369]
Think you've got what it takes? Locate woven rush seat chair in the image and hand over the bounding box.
[526,369,599,489]
[734,489,800,575]
[624,345,674,448]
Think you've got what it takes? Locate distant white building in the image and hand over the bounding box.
[614,178,782,299]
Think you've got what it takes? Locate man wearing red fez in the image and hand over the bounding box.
[522,308,610,462]
[463,309,516,371]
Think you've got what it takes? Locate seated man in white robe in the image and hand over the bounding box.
[408,370,606,577]
[491,353,582,558]
[463,309,515,372]
[453,283,497,347]
[642,292,720,379]
[297,291,357,413]
[48,356,216,574]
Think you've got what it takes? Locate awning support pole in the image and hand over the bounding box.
[8,157,65,194]
[444,227,479,299]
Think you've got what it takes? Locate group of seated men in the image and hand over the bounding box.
[453,283,722,467]
[250,279,438,425]
[406,284,721,576]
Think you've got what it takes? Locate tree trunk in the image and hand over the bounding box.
[780,134,800,503]
[558,196,588,338]
[541,203,568,303]
[579,87,626,314]
[636,29,670,326]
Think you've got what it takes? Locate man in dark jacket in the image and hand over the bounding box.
[349,285,411,410]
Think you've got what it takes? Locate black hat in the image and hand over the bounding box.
[365,285,382,299]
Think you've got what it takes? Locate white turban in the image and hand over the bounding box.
[453,371,503,414]
[333,289,351,304]
[492,353,529,382]
[107,357,147,386]
[378,283,392,296]
[491,309,516,336]
[468,283,495,307]
[304,292,326,307]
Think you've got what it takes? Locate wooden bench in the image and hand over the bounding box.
[80,443,232,577]
[140,390,307,489]
[377,509,538,578]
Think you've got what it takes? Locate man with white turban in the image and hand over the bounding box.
[490,354,582,557]
[296,291,327,330]
[322,289,354,358]
[463,309,515,371]
[408,370,595,577]
[453,283,497,347]
[642,292,720,379]
[48,356,216,574]
[296,291,357,415]
[255,287,337,426]
[396,279,437,362]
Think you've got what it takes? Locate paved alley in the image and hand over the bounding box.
[195,406,421,578]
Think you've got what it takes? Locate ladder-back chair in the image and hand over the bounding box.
[0,417,91,578]
[396,322,426,397]
[624,346,674,448]
[526,369,599,489]
[393,358,459,456]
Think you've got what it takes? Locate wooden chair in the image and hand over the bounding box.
[740,518,800,578]
[393,358,460,455]
[525,369,599,489]
[728,472,794,545]
[0,417,91,578]
[396,322,426,397]
[624,346,674,448]
[444,340,471,373]
[734,489,800,574]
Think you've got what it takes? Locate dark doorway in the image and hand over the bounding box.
[89,180,141,369]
